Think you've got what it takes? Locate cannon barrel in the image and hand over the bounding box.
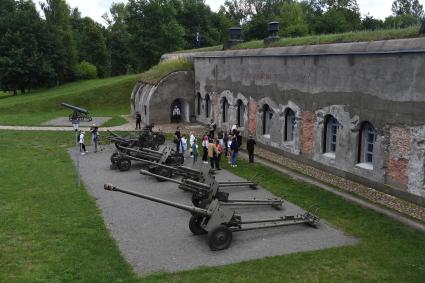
[140,169,183,184]
[118,145,162,156]
[184,178,211,188]
[61,102,89,114]
[107,130,122,138]
[104,184,210,215]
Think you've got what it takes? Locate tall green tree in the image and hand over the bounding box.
[71,9,109,78]
[127,0,185,70]
[41,0,78,85]
[391,0,424,18]
[176,0,228,49]
[0,0,54,94]
[103,3,133,76]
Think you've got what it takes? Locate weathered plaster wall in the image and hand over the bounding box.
[131,71,195,124]
[188,37,425,200]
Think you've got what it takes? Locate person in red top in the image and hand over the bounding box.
[215,139,224,170]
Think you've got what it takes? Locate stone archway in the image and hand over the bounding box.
[170,98,190,123]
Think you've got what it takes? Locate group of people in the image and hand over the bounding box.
[77,124,99,155]
[173,119,256,170]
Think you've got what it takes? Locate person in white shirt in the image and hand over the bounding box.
[79,131,87,155]
[189,131,196,157]
[172,105,181,123]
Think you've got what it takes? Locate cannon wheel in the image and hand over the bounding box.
[155,134,165,145]
[156,168,172,182]
[110,152,120,164]
[189,215,207,235]
[117,158,132,172]
[207,225,233,251]
[191,193,203,207]
[197,199,211,209]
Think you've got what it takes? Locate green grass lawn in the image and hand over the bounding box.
[0,74,139,126]
[172,26,420,54]
[233,26,421,50]
[1,131,425,282]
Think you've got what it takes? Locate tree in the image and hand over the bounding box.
[361,14,384,30]
[127,0,185,70]
[276,2,309,37]
[392,0,424,18]
[0,0,54,94]
[71,11,109,78]
[103,3,133,76]
[176,0,228,49]
[41,0,78,85]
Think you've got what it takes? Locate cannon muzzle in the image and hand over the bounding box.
[61,102,89,114]
[103,183,210,215]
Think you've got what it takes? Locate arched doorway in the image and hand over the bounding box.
[170,98,190,123]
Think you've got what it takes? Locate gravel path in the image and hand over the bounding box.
[69,145,357,275]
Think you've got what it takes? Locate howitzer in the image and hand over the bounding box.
[104,183,319,251]
[136,157,259,189]
[139,169,282,210]
[61,102,92,122]
[111,145,184,172]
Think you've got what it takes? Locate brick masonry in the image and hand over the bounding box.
[248,100,257,136]
[301,111,315,156]
[387,127,412,186]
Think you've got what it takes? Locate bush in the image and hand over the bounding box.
[77,61,98,80]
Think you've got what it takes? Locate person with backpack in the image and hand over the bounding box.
[215,139,224,170]
[90,124,99,153]
[230,135,239,167]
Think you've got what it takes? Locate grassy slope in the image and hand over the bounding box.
[0,131,139,282]
[1,131,424,282]
[139,58,193,85]
[0,74,139,126]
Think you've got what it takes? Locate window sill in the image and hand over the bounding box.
[323,152,335,159]
[356,162,373,171]
[263,134,271,139]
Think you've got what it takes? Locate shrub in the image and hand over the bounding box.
[77,61,98,80]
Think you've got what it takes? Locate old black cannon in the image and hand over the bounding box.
[140,169,283,209]
[104,184,319,251]
[107,127,165,150]
[111,145,184,172]
[107,130,139,149]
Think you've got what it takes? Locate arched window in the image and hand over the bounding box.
[236,99,245,127]
[197,93,201,116]
[284,108,296,141]
[358,122,376,164]
[323,115,339,154]
[262,104,273,135]
[222,97,229,123]
[205,94,210,118]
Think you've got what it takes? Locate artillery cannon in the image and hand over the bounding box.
[104,184,319,251]
[107,128,165,150]
[111,145,184,172]
[140,169,283,209]
[137,158,260,189]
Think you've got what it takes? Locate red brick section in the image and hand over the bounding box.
[248,100,257,136]
[387,127,411,186]
[301,111,315,156]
